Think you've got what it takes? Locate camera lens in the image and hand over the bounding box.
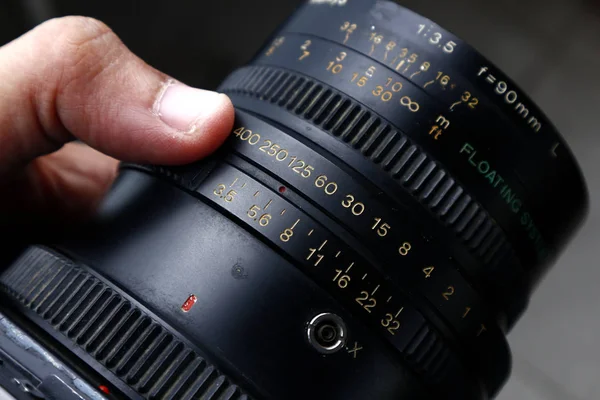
[0,1,588,400]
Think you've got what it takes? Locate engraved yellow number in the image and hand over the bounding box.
[398,242,412,256]
[340,21,357,32]
[385,78,403,92]
[461,91,479,109]
[235,127,261,145]
[302,165,315,178]
[280,228,294,243]
[381,313,401,335]
[369,33,383,55]
[369,33,383,44]
[247,205,261,219]
[288,157,314,178]
[258,214,272,227]
[340,21,357,44]
[420,62,431,72]
[327,51,347,74]
[333,269,351,288]
[423,266,435,279]
[372,218,391,237]
[299,40,312,61]
[342,195,365,216]
[259,140,272,153]
[265,36,285,56]
[437,72,451,86]
[307,248,325,266]
[315,175,338,195]
[267,143,280,156]
[280,219,300,243]
[233,127,245,137]
[276,149,289,161]
[351,66,376,88]
[260,142,289,161]
[247,205,270,225]
[341,194,354,208]
[355,291,377,313]
[372,86,393,102]
[327,62,343,74]
[442,286,455,301]
[463,307,472,319]
[351,73,369,87]
[214,184,226,197]
[424,71,452,89]
[224,190,237,202]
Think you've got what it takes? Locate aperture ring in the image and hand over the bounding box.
[120,155,509,397]
[190,160,490,394]
[225,110,493,340]
[219,65,524,290]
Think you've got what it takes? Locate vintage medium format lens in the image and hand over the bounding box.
[0,1,588,400]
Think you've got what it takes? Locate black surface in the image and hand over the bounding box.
[51,170,435,400]
[1,246,252,400]
[0,0,592,398]
[53,0,303,91]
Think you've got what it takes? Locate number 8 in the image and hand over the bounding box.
[399,242,412,256]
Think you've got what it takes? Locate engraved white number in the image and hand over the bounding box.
[429,32,442,44]
[443,40,457,53]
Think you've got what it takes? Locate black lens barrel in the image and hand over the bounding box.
[0,2,588,400]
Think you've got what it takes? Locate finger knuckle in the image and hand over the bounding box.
[41,16,115,49]
[39,16,125,88]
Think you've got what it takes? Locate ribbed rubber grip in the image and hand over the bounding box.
[0,246,252,400]
[220,66,520,272]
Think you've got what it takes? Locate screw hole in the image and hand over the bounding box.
[306,313,347,354]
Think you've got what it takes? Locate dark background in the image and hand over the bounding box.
[1,1,600,399]
[4,0,598,94]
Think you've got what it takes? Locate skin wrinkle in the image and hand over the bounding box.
[34,21,117,146]
[54,32,125,149]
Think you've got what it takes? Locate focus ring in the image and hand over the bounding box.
[0,246,253,400]
[220,65,520,276]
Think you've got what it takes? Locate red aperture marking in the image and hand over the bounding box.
[98,385,110,394]
[181,294,198,312]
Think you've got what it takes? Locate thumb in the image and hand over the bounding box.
[0,16,234,180]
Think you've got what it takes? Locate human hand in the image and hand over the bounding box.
[0,17,235,235]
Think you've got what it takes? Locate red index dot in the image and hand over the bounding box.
[279,186,287,194]
[181,295,198,313]
[98,385,110,395]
